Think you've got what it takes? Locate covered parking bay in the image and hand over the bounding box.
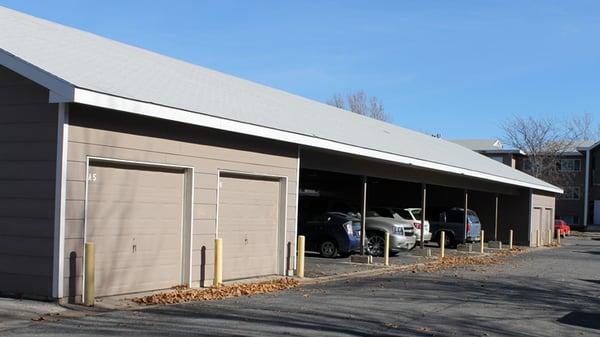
[298,147,541,262]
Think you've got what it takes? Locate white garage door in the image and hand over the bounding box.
[218,175,281,280]
[86,162,185,297]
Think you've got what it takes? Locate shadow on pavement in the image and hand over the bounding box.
[558,311,600,330]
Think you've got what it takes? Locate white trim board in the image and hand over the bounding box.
[52,103,68,299]
[72,88,562,194]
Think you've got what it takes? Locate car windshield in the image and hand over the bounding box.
[393,209,413,220]
[467,211,480,224]
[408,209,422,220]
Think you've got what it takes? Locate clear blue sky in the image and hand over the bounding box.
[2,0,599,138]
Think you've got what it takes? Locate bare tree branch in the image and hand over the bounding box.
[327,90,391,122]
[501,114,586,187]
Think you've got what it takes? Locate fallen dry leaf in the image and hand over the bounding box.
[131,278,299,305]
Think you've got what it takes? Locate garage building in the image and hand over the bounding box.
[0,7,561,302]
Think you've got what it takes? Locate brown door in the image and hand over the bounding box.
[86,162,185,297]
[218,175,280,280]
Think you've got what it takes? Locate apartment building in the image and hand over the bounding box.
[453,139,600,228]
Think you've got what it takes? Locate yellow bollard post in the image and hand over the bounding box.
[548,229,552,245]
[556,229,561,245]
[84,242,95,307]
[297,235,305,278]
[509,229,513,250]
[213,238,223,287]
[480,230,485,254]
[384,232,390,266]
[440,231,445,259]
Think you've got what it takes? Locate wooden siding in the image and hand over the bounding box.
[0,66,56,298]
[63,104,298,301]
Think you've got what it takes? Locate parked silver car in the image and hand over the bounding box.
[365,211,416,256]
[370,207,432,244]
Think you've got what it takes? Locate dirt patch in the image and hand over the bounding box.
[131,278,300,305]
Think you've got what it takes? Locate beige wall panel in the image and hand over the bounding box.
[194,203,217,220]
[195,188,217,204]
[63,104,298,299]
[193,219,217,235]
[195,172,218,189]
[69,124,297,169]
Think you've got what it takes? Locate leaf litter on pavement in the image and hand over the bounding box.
[132,278,299,305]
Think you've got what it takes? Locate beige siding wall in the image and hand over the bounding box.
[0,66,56,298]
[63,104,298,301]
[531,192,556,247]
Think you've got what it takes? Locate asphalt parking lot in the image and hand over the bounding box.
[2,236,599,337]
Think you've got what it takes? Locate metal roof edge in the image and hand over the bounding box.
[0,49,75,101]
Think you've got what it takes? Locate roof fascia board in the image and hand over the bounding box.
[73,88,563,194]
[0,49,74,101]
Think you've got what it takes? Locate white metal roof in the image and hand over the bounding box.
[0,6,561,193]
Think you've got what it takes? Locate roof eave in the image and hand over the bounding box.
[73,87,563,194]
[0,48,75,101]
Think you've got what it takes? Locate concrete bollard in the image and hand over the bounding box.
[384,232,390,266]
[535,229,540,248]
[84,242,95,307]
[213,238,223,287]
[509,229,513,250]
[297,235,305,278]
[547,230,552,245]
[480,230,485,254]
[440,231,445,259]
[556,229,561,245]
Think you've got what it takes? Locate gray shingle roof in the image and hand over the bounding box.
[0,6,561,193]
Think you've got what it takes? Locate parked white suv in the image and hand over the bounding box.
[370,207,432,245]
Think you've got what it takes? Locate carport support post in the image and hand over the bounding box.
[420,183,427,249]
[440,231,445,258]
[494,194,499,241]
[464,190,469,239]
[360,176,367,255]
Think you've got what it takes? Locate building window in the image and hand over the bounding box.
[490,156,504,163]
[559,186,580,200]
[559,159,581,172]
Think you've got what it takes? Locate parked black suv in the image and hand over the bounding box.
[426,207,482,248]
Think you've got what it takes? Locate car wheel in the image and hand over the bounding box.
[367,233,386,257]
[319,240,338,258]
